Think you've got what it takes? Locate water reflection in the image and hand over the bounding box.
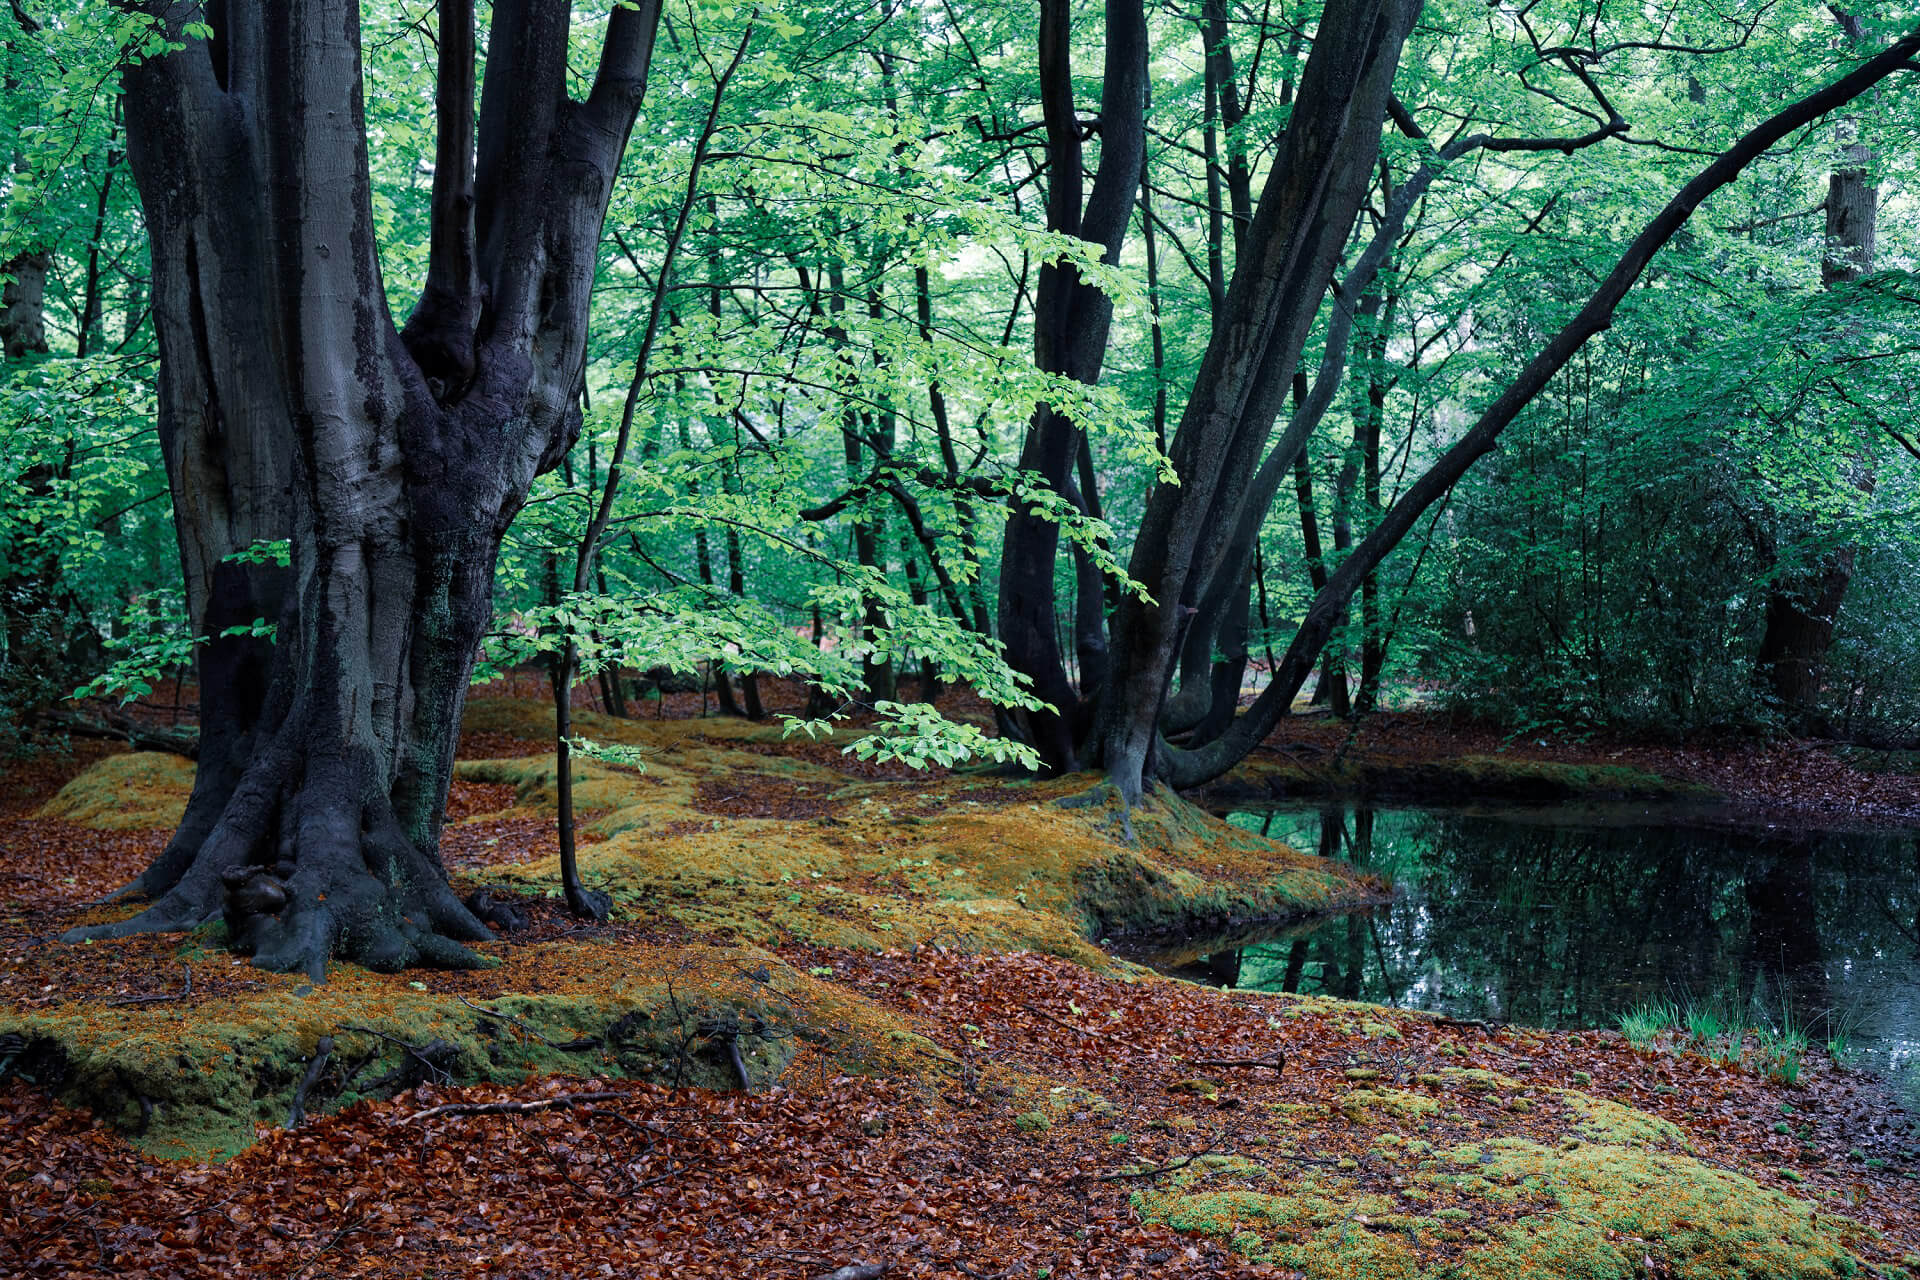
[1148,805,1920,1096]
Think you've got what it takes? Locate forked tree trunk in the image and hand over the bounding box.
[994,0,1147,770]
[1093,6,1920,802]
[65,0,661,980]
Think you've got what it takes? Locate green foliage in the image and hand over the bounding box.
[1617,1000,1679,1053]
[16,0,1920,769]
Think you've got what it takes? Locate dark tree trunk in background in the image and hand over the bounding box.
[0,249,49,358]
[1094,0,1420,798]
[66,0,662,979]
[1089,5,1919,802]
[995,0,1147,771]
[1756,13,1874,735]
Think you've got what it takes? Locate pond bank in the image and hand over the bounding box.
[1206,710,1920,825]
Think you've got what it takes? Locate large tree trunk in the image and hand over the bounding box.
[994,0,1147,771]
[1093,0,1419,800]
[65,0,660,980]
[1755,34,1875,735]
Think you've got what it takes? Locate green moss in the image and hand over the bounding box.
[464,751,1367,963]
[36,752,194,829]
[1136,1119,1869,1280]
[1134,1161,1420,1278]
[1461,1139,1867,1280]
[0,942,942,1160]
[1014,1111,1052,1136]
[1560,1090,1686,1149]
[1341,1088,1440,1120]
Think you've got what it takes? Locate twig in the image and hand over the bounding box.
[107,963,191,1006]
[338,1025,456,1085]
[402,1091,623,1124]
[1097,1147,1217,1181]
[1019,1003,1123,1041]
[287,1215,364,1280]
[287,1035,334,1128]
[457,995,601,1050]
[1191,1052,1287,1077]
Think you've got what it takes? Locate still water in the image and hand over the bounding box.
[1144,804,1920,1098]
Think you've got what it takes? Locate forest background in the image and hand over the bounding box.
[3,0,1919,814]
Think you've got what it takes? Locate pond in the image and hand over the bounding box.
[1135,803,1920,1103]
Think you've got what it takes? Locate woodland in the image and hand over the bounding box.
[2,0,1920,1276]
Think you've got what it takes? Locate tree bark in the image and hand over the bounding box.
[66,0,662,980]
[1755,16,1875,735]
[994,0,1147,770]
[1094,0,1420,800]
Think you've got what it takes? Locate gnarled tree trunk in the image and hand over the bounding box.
[65,0,661,980]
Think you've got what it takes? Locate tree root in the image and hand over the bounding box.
[65,754,496,982]
[1052,780,1138,844]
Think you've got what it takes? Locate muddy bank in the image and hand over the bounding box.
[1206,711,1920,823]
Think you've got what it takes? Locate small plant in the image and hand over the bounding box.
[1751,1006,1809,1086]
[1014,1111,1052,1136]
[1617,998,1678,1051]
[1816,1005,1863,1066]
[1682,996,1730,1045]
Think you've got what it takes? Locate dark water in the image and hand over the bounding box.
[1140,804,1920,1102]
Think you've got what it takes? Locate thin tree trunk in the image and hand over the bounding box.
[1755,18,1875,734]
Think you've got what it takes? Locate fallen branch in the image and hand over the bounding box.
[1097,1146,1218,1182]
[287,1035,334,1128]
[1191,1051,1286,1077]
[403,1090,624,1124]
[1019,1003,1123,1041]
[41,709,199,760]
[1433,1016,1500,1033]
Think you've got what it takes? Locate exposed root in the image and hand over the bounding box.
[64,750,495,982]
[1051,781,1138,845]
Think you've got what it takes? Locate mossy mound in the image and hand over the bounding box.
[1135,1080,1870,1279]
[40,706,1370,960]
[0,940,948,1161]
[458,752,1364,959]
[35,752,195,830]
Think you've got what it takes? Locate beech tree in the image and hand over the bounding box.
[992,0,1920,802]
[63,0,665,978]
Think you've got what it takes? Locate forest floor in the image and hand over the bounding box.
[2,687,1917,1279]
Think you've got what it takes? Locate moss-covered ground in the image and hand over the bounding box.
[2,696,1916,1278]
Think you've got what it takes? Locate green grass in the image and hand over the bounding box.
[1814,1005,1862,1067]
[1750,1003,1809,1086]
[1617,998,1679,1052]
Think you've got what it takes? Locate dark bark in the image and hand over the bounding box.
[994,0,1147,770]
[0,249,49,358]
[1095,0,1421,800]
[1755,40,1875,733]
[67,0,662,979]
[1147,24,1920,792]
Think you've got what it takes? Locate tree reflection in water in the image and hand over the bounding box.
[1164,806,1920,1096]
